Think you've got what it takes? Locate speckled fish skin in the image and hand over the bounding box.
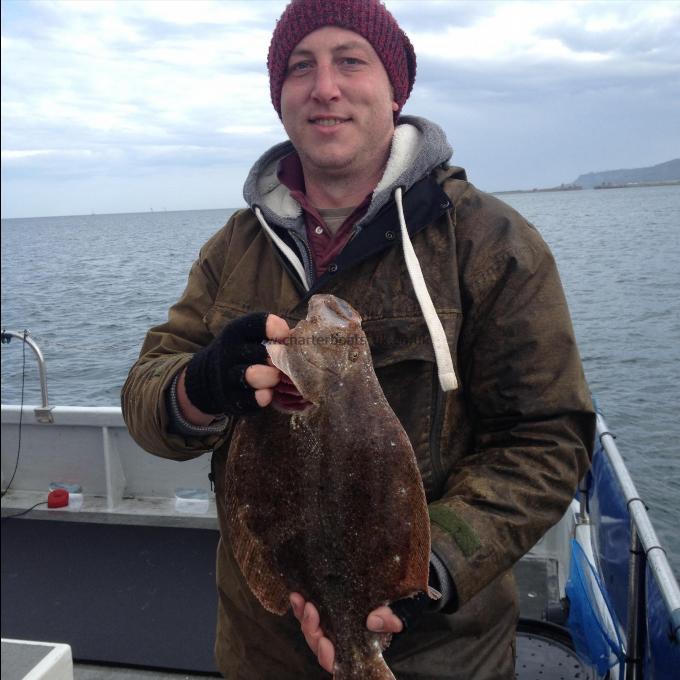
[225,294,431,680]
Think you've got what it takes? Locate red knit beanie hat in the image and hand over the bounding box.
[268,0,416,118]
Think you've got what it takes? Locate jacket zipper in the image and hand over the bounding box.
[290,232,314,289]
[268,239,309,296]
[429,364,446,494]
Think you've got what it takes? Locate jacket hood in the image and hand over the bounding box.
[242,115,453,231]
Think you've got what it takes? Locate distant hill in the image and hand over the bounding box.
[573,159,680,189]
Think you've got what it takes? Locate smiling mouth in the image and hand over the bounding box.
[310,117,350,127]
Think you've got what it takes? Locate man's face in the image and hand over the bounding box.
[280,26,399,180]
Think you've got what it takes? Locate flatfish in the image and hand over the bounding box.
[225,294,431,679]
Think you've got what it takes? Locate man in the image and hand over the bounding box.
[122,1,594,678]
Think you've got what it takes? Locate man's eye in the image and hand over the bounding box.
[289,61,312,74]
[341,57,362,66]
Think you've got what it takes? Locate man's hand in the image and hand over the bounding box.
[289,593,404,673]
[180,313,289,420]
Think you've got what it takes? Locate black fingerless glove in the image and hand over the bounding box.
[184,312,269,416]
[389,591,432,631]
[389,556,458,631]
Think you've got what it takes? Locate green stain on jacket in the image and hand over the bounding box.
[429,504,480,557]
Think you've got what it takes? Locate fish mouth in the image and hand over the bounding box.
[271,394,316,415]
[266,340,289,373]
[267,342,317,412]
[272,372,315,414]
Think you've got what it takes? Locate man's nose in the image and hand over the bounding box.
[311,64,341,103]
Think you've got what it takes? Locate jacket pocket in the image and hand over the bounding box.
[362,313,461,499]
[203,301,248,337]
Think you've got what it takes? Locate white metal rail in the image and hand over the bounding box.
[596,412,680,678]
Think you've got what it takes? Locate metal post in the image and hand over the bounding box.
[1,330,54,423]
[624,519,645,680]
[102,426,126,510]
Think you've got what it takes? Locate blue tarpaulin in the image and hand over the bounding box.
[575,437,680,678]
[566,538,625,676]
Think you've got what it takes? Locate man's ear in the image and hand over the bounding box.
[392,101,399,113]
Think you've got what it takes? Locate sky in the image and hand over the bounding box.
[1,0,679,218]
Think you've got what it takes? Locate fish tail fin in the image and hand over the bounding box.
[333,656,396,680]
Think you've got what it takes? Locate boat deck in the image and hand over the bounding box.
[2,510,593,679]
[72,663,215,679]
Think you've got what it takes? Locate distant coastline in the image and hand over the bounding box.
[494,158,680,195]
[495,179,680,195]
[494,184,582,196]
[593,180,680,190]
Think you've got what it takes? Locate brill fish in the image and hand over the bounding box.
[225,294,432,679]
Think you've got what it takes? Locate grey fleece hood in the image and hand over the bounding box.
[242,115,453,232]
[242,115,458,394]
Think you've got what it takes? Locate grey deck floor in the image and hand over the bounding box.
[73,664,216,680]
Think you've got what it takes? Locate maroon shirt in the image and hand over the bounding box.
[277,152,371,279]
[272,153,371,410]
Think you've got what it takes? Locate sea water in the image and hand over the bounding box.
[2,186,679,571]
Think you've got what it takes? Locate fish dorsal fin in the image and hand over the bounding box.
[224,412,292,615]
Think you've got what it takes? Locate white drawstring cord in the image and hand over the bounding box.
[254,206,309,291]
[394,187,458,392]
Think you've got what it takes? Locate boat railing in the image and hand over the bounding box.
[1,330,214,517]
[593,411,680,678]
[1,329,54,423]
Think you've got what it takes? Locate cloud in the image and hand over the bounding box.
[398,0,680,101]
[2,0,679,216]
[1,0,286,207]
[392,0,680,190]
[384,0,498,31]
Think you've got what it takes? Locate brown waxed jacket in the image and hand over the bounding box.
[122,162,595,679]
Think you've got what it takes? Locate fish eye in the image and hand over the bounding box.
[349,350,359,362]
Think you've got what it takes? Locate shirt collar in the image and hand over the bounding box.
[277,151,372,216]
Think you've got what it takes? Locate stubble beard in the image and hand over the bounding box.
[299,135,392,188]
[301,147,355,181]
